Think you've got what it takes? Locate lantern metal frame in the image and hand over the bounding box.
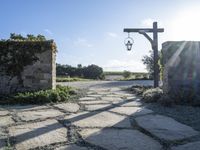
[124,33,134,51]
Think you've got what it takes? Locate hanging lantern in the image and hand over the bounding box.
[124,33,134,51]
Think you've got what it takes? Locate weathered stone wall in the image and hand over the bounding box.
[162,41,200,101]
[0,41,56,94]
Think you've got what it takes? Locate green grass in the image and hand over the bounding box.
[119,77,150,81]
[104,71,148,76]
[56,76,92,82]
[0,85,78,105]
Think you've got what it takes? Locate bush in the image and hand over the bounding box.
[83,64,104,79]
[0,85,77,105]
[142,88,163,103]
[123,70,131,78]
[129,85,152,96]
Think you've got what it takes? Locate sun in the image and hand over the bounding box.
[168,6,200,41]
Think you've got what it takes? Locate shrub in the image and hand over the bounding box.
[129,85,152,96]
[142,88,163,103]
[0,85,77,105]
[83,64,104,79]
[123,70,131,79]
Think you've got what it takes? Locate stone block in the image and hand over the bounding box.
[135,114,199,141]
[56,144,88,150]
[54,103,80,113]
[110,107,153,116]
[171,141,200,150]
[0,116,15,127]
[79,128,162,150]
[64,111,131,128]
[17,109,64,121]
[8,119,68,150]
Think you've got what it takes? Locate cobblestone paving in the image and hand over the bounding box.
[0,81,200,150]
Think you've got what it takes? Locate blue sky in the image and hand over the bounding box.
[1,0,200,72]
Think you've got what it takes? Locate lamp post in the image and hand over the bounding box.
[124,22,164,88]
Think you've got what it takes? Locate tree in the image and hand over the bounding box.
[83,64,104,79]
[142,50,161,79]
[142,50,154,79]
[123,70,131,78]
[56,64,104,79]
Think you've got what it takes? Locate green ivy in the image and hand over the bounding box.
[0,33,57,93]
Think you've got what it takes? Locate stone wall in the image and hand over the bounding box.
[162,41,200,101]
[0,41,56,94]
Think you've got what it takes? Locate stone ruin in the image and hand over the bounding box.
[162,41,200,102]
[0,40,56,94]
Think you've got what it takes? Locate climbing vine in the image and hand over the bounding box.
[0,33,57,93]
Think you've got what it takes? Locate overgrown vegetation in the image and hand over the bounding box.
[142,88,163,103]
[0,85,77,105]
[129,86,174,106]
[142,50,154,79]
[142,50,163,80]
[0,33,56,93]
[56,64,104,80]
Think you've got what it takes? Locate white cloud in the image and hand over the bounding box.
[103,59,146,72]
[44,29,53,35]
[141,18,154,27]
[107,32,119,38]
[73,38,93,48]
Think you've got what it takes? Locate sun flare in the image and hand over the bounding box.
[169,7,200,41]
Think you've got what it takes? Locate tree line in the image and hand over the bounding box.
[56,64,104,80]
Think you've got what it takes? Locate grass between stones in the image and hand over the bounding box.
[0,85,80,105]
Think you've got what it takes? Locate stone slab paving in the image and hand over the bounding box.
[101,97,123,102]
[79,128,162,150]
[56,144,89,150]
[126,96,137,99]
[84,104,113,111]
[54,103,80,113]
[0,110,10,116]
[135,114,199,142]
[109,107,153,116]
[79,100,111,105]
[0,140,6,150]
[104,94,124,97]
[87,94,102,97]
[0,116,15,127]
[8,119,68,150]
[118,100,142,107]
[171,141,200,150]
[79,97,97,101]
[0,129,6,150]
[6,105,49,112]
[64,111,132,128]
[17,109,64,121]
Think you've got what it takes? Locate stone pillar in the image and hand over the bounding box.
[162,41,200,103]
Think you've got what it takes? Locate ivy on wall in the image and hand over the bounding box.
[0,33,57,93]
